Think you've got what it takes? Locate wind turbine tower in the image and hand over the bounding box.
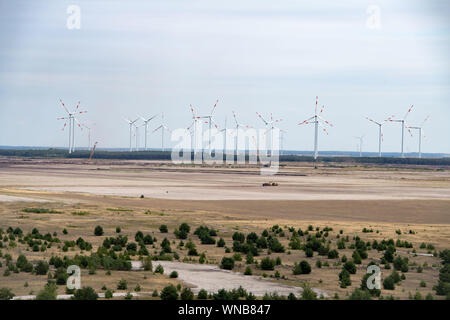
[153,113,171,152]
[297,96,333,160]
[231,111,251,157]
[139,114,158,150]
[57,99,87,153]
[354,135,365,157]
[407,116,430,158]
[124,117,139,152]
[365,115,394,157]
[197,100,220,153]
[388,105,414,158]
[256,112,285,155]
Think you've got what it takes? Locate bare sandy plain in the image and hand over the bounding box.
[0,157,449,300]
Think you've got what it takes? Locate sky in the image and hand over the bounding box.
[0,0,449,154]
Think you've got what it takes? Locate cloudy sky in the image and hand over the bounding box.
[0,0,449,154]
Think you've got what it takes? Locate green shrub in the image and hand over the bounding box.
[155,265,164,274]
[220,257,235,270]
[300,283,317,300]
[244,266,252,275]
[348,288,372,300]
[170,271,178,278]
[117,279,127,290]
[383,276,395,290]
[36,283,57,300]
[260,257,275,271]
[339,269,351,288]
[72,287,98,300]
[197,289,208,299]
[0,288,14,300]
[343,261,356,274]
[94,226,104,236]
[143,257,153,271]
[180,287,194,300]
[217,238,225,247]
[159,225,168,233]
[160,284,178,300]
[35,261,49,275]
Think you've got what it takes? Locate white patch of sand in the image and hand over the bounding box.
[131,261,328,298]
[0,194,49,202]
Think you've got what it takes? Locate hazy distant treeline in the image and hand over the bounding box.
[0,149,449,166]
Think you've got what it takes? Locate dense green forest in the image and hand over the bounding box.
[0,149,449,166]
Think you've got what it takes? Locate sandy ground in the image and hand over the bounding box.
[0,194,49,202]
[0,158,449,299]
[0,159,449,201]
[131,261,328,298]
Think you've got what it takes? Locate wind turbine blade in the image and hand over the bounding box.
[404,105,414,120]
[232,111,239,126]
[153,125,163,133]
[256,112,268,125]
[59,99,70,114]
[74,101,81,112]
[211,119,220,129]
[298,116,315,125]
[190,104,196,117]
[421,115,430,127]
[74,117,83,130]
[319,105,325,114]
[318,116,333,127]
[366,117,380,125]
[384,115,395,122]
[210,99,219,116]
[318,123,329,135]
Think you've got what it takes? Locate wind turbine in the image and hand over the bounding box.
[124,117,139,152]
[407,115,430,158]
[388,105,414,158]
[365,115,394,157]
[187,104,202,153]
[231,111,251,156]
[153,113,171,151]
[132,121,142,151]
[297,96,333,160]
[256,112,285,155]
[197,100,220,153]
[57,99,87,153]
[139,114,158,150]
[81,123,93,150]
[354,135,365,157]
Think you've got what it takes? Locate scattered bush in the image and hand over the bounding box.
[72,287,98,300]
[94,226,104,236]
[0,288,14,300]
[117,279,127,290]
[260,257,276,271]
[160,284,178,300]
[36,283,57,300]
[197,289,208,300]
[180,287,194,300]
[220,257,235,270]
